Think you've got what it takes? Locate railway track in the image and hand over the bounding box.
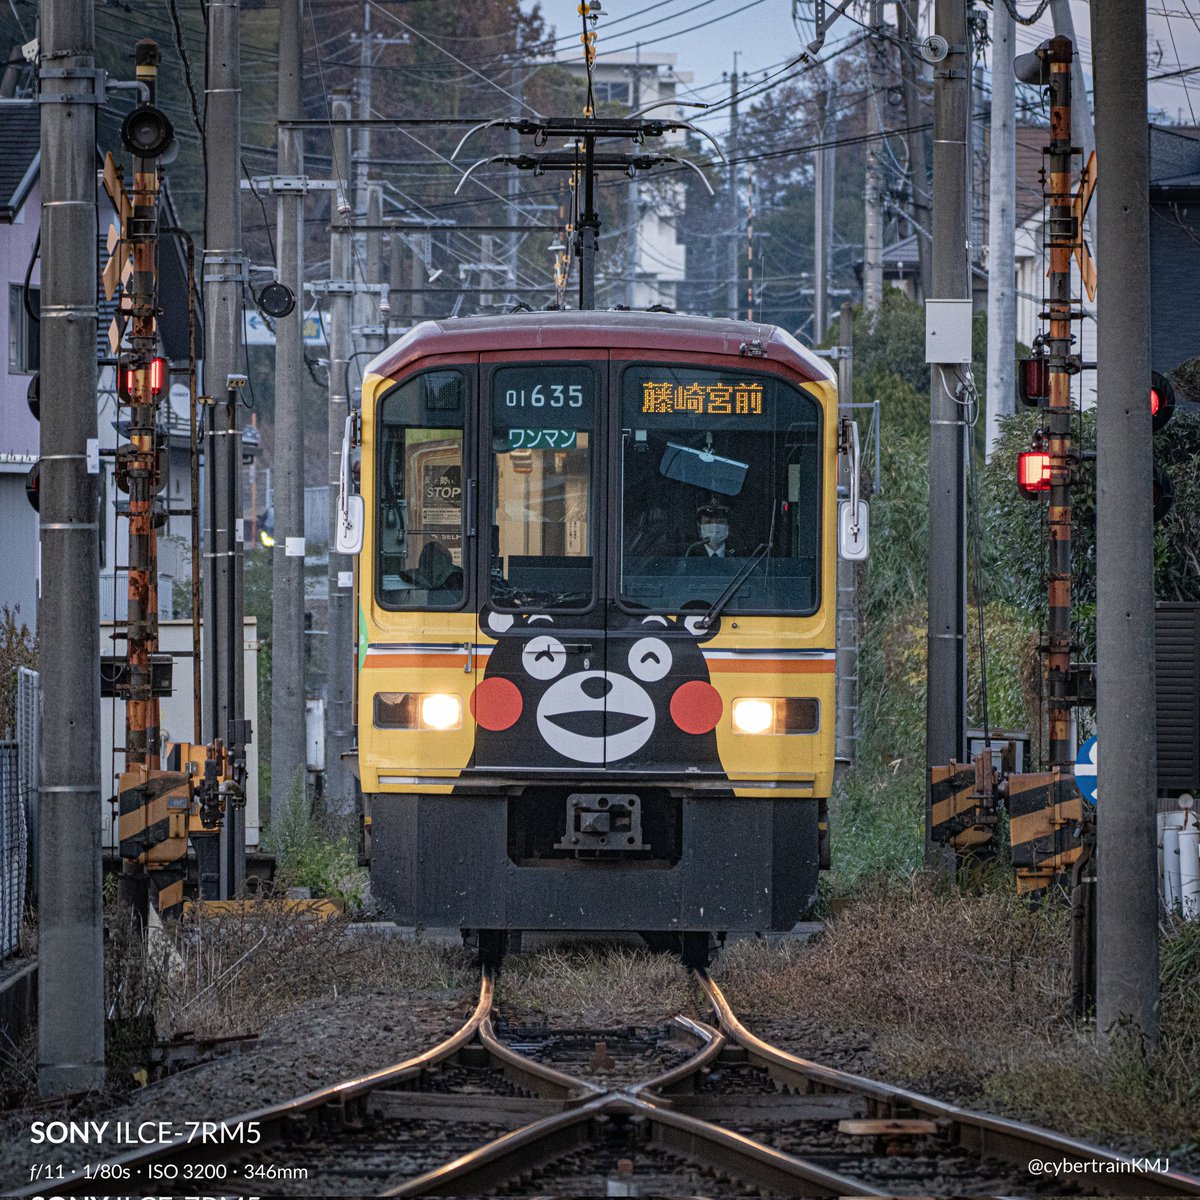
[21,969,1200,1198]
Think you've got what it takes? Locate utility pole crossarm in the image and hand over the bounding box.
[807,0,857,53]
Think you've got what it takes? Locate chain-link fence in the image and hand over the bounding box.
[1,741,26,959]
[16,667,38,903]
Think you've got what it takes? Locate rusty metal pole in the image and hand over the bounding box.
[1044,36,1097,1017]
[117,39,164,924]
[1044,37,1074,775]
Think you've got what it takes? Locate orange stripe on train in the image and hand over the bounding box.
[705,658,834,674]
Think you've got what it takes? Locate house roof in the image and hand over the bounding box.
[0,100,40,221]
[1149,125,1200,200]
[1014,125,1048,225]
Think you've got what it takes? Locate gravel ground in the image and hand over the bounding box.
[0,986,472,1193]
[4,922,1196,1193]
[734,1009,1200,1180]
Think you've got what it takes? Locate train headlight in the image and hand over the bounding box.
[374,692,462,730]
[732,698,774,735]
[731,698,821,735]
[420,693,462,730]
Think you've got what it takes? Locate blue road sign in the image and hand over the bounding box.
[1076,735,1098,805]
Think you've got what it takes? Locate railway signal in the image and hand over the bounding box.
[24,373,40,510]
[1017,352,1049,407]
[1151,372,1175,520]
[1151,371,1175,433]
[1016,446,1052,497]
[119,102,174,159]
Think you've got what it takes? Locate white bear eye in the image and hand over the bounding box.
[523,635,567,680]
[628,637,671,682]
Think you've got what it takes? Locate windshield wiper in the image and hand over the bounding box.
[698,541,770,630]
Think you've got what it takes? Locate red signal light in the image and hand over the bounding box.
[1151,370,1175,433]
[118,356,168,401]
[1017,450,1052,497]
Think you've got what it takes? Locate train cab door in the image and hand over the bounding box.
[606,359,729,779]
[472,355,607,773]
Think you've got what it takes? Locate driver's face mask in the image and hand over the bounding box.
[699,521,728,548]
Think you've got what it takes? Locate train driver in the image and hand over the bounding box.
[689,499,735,557]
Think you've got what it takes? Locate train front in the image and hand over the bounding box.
[348,311,839,945]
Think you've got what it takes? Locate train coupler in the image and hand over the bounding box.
[554,792,649,855]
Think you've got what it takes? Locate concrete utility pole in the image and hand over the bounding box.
[726,60,740,320]
[814,75,832,339]
[862,5,885,313]
[835,302,859,767]
[203,0,247,897]
[271,0,307,824]
[895,0,933,300]
[37,0,105,1095]
[325,94,355,813]
[1092,0,1160,1051]
[356,0,373,202]
[924,0,970,864]
[985,0,1016,458]
[627,44,642,308]
[508,51,524,298]
[366,183,386,355]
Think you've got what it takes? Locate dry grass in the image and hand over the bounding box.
[159,906,475,1038]
[500,941,695,1026]
[713,879,1200,1154]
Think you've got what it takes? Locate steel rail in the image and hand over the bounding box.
[386,1090,890,1198]
[387,1010,888,1198]
[697,972,1200,1198]
[477,1010,605,1102]
[629,1014,726,1097]
[10,972,499,1198]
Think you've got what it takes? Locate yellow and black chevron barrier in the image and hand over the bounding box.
[1007,769,1087,894]
[118,742,223,919]
[929,759,998,853]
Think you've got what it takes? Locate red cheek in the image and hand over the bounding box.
[471,677,523,731]
[670,680,723,734]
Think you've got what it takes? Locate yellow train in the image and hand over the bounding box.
[338,310,863,962]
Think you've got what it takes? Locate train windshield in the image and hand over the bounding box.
[376,370,467,609]
[489,364,595,611]
[619,365,821,616]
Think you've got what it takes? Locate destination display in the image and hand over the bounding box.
[640,379,765,417]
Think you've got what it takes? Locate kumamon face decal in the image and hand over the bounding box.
[469,606,724,771]
[536,671,656,764]
[523,635,567,680]
[627,637,671,682]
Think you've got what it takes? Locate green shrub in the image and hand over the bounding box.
[266,771,368,909]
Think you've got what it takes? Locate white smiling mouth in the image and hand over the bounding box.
[536,671,656,764]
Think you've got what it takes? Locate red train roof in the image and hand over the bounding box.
[368,310,834,385]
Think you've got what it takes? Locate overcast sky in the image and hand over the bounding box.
[537,1,1200,134]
